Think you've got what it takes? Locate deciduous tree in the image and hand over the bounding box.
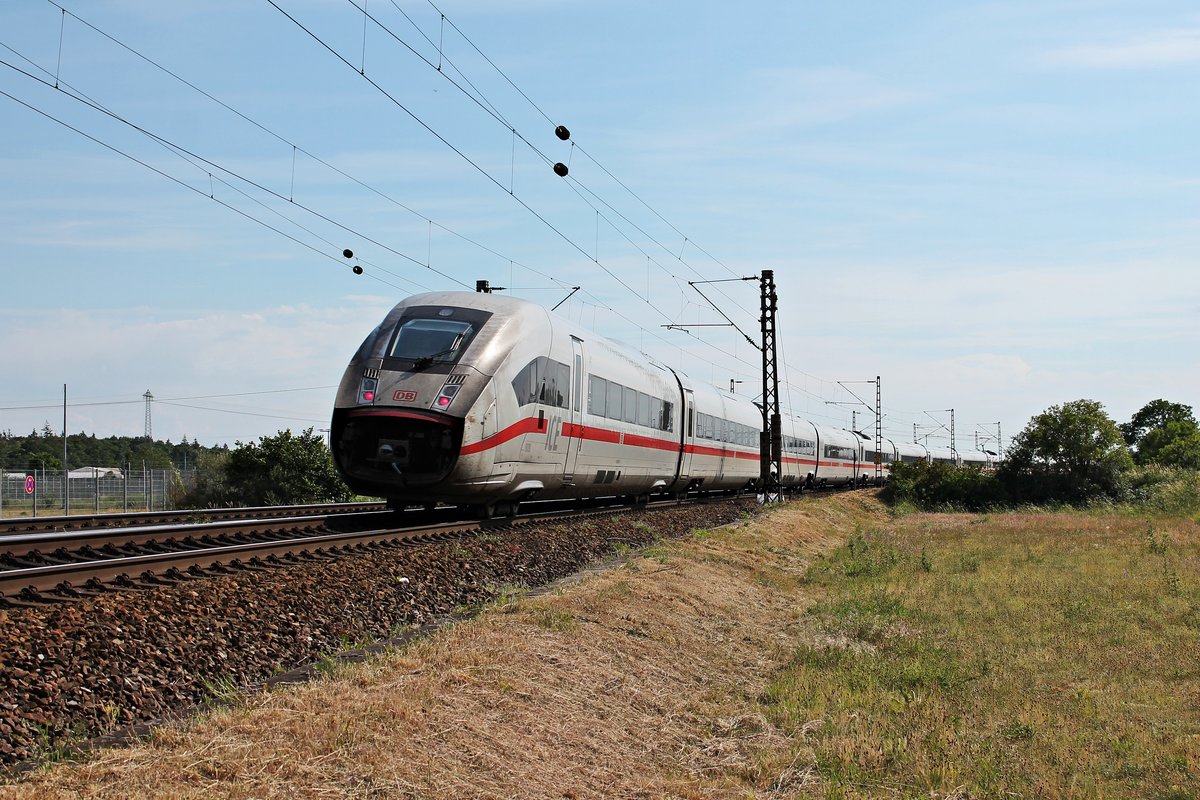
[222,428,351,506]
[999,399,1132,502]
[1120,400,1194,448]
[1135,419,1200,470]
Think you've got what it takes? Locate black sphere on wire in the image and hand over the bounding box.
[555,125,570,141]
[553,162,569,177]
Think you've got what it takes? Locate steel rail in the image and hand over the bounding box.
[0,519,481,599]
[0,498,713,604]
[0,511,394,560]
[0,501,388,535]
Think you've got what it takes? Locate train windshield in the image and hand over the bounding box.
[389,318,476,364]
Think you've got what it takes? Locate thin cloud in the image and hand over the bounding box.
[1044,27,1200,68]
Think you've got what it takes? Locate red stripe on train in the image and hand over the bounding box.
[460,417,875,471]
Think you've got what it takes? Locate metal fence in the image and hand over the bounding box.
[0,467,195,518]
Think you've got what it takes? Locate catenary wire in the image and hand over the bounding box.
[24,5,927,425]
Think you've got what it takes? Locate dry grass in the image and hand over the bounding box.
[0,493,877,799]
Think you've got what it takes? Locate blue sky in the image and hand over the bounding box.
[1,0,1197,455]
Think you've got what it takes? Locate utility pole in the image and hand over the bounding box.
[143,390,154,440]
[874,376,882,484]
[759,270,781,502]
[950,408,956,461]
[63,384,68,516]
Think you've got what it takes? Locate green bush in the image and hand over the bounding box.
[1127,465,1200,518]
[882,461,1007,511]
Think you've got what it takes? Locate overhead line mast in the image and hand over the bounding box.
[760,270,781,503]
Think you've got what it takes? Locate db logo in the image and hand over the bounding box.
[393,390,419,402]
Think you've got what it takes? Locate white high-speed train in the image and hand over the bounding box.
[330,292,990,516]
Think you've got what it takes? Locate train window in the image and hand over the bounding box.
[555,362,571,408]
[389,318,475,364]
[511,359,539,406]
[606,381,623,421]
[824,444,855,460]
[512,357,569,408]
[663,401,675,432]
[623,386,637,424]
[637,392,652,427]
[540,362,561,410]
[588,375,606,416]
[651,397,663,431]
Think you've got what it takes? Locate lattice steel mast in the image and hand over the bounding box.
[143,390,154,441]
[759,270,781,502]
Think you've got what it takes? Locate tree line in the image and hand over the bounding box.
[0,425,221,473]
[1,426,352,508]
[886,398,1200,510]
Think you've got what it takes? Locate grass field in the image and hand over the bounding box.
[5,494,1197,798]
[753,509,1200,798]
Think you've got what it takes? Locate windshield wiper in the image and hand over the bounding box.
[409,335,465,372]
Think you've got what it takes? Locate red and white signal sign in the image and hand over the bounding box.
[24,475,35,494]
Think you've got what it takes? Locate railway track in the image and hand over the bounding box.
[0,500,388,536]
[0,498,696,607]
[0,496,758,767]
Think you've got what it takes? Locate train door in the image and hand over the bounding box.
[676,389,695,487]
[563,337,585,482]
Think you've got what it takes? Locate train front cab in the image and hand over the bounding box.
[331,298,504,503]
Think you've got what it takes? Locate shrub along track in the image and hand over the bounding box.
[0,498,756,767]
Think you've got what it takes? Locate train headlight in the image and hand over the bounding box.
[434,383,459,408]
[358,376,378,404]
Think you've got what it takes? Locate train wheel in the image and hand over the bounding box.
[472,503,496,520]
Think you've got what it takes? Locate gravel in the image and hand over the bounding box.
[0,500,756,767]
